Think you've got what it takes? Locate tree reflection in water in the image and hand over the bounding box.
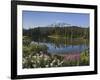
[31,36,89,55]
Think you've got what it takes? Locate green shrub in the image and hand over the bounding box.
[80,49,89,65]
[23,36,32,46]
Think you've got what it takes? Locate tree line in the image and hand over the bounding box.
[23,26,89,39]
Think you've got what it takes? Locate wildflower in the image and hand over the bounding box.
[44,57,48,61]
[50,63,53,67]
[33,55,37,58]
[37,60,40,63]
[31,60,34,63]
[52,59,56,63]
[45,65,49,68]
[39,54,44,58]
[40,51,43,54]
[33,64,37,68]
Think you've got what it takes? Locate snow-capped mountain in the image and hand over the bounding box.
[47,22,71,27]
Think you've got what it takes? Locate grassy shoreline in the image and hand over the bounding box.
[48,35,86,40]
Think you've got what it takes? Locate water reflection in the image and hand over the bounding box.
[32,37,89,55]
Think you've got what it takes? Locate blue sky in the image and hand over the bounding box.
[22,11,89,29]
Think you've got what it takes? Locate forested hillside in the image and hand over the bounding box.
[23,26,89,39]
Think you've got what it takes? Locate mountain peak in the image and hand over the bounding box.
[47,22,71,27]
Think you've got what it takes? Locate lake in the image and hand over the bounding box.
[31,37,89,55]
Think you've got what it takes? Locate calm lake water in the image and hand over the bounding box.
[32,37,89,55]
